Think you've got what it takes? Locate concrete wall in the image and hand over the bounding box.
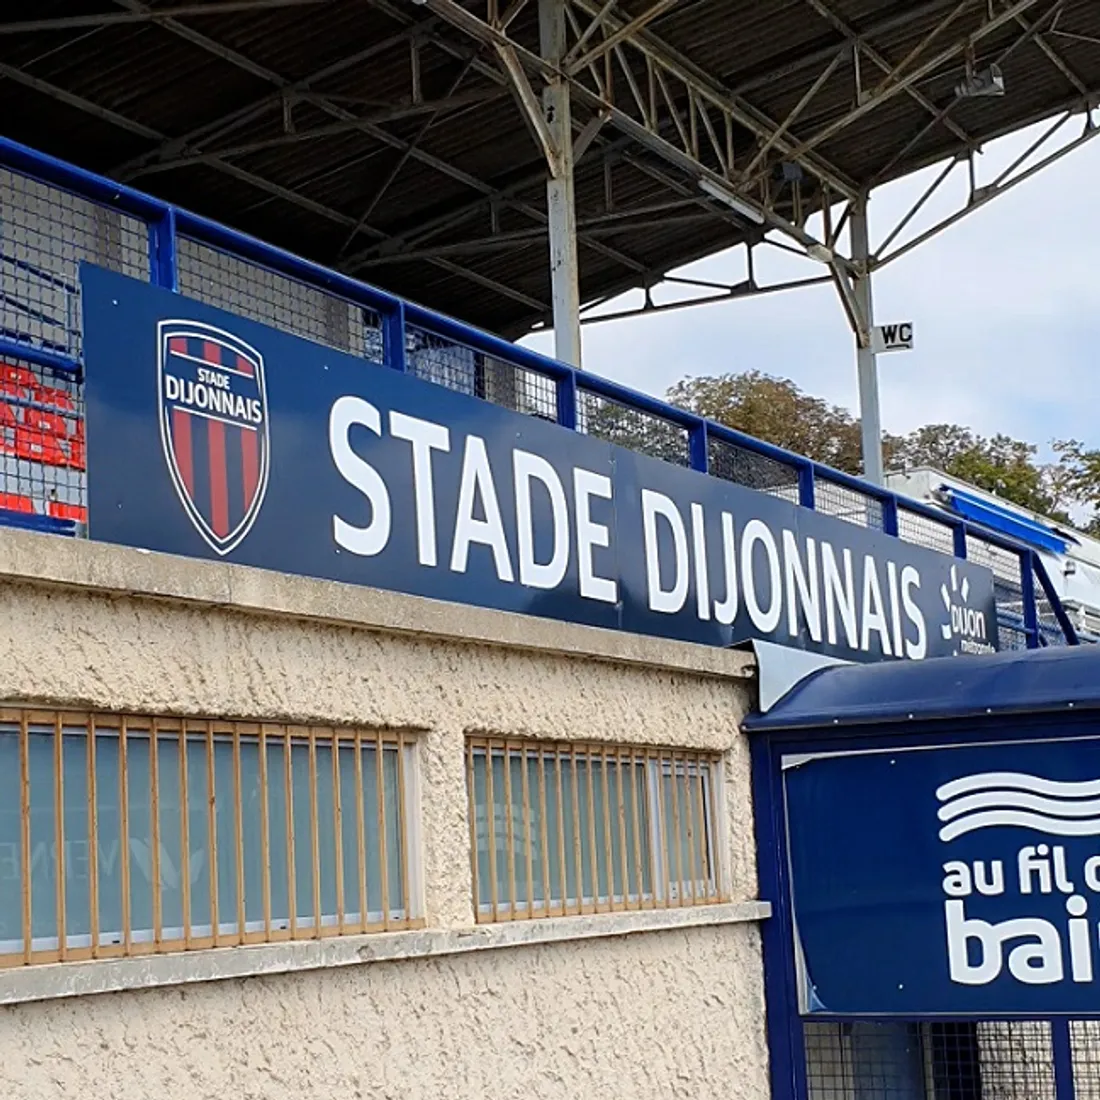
[0,529,768,1100]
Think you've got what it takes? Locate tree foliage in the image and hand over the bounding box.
[665,370,1100,531]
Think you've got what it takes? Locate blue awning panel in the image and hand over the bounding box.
[743,646,1100,732]
[940,485,1069,555]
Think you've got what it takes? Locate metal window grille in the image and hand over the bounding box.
[578,389,691,466]
[708,435,800,501]
[466,738,724,922]
[177,238,384,363]
[0,709,420,967]
[804,1020,1055,1100]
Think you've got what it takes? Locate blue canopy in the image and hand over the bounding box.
[743,645,1100,732]
[939,484,1070,555]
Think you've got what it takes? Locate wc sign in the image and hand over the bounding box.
[872,322,914,354]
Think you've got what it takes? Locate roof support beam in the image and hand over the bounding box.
[419,0,853,265]
[776,0,1047,164]
[115,0,645,278]
[6,44,548,314]
[566,0,858,199]
[0,1,329,35]
[800,0,978,153]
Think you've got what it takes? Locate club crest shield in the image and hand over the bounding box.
[157,320,270,555]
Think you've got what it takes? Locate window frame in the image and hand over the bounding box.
[0,708,423,968]
[466,737,727,922]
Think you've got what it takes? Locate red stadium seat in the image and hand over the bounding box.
[0,493,34,514]
[47,501,86,523]
[13,409,68,466]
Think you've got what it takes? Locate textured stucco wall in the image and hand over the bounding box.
[0,530,766,1099]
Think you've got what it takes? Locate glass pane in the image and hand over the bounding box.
[291,740,315,925]
[315,740,338,925]
[265,738,290,930]
[508,752,526,908]
[382,746,403,915]
[361,743,383,920]
[126,732,153,940]
[186,738,212,937]
[560,755,580,906]
[157,734,184,939]
[0,725,22,950]
[339,743,362,923]
[63,730,90,944]
[240,738,264,929]
[95,734,123,946]
[471,751,490,909]
[527,754,546,906]
[633,762,652,899]
[212,738,238,934]
[27,726,56,946]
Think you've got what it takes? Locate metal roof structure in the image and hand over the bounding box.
[744,644,1100,731]
[3,0,1098,342]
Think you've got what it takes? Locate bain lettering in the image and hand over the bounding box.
[945,895,1095,986]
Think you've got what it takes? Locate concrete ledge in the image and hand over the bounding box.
[0,528,754,680]
[0,901,771,1006]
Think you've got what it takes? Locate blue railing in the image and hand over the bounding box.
[0,133,1079,650]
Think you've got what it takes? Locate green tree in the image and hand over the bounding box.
[667,370,867,474]
[663,369,1100,527]
[893,425,1071,522]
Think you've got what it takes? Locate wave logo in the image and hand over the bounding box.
[937,772,1100,841]
[940,565,995,655]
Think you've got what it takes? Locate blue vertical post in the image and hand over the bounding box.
[751,733,809,1100]
[556,369,578,430]
[953,523,968,560]
[882,494,899,537]
[149,207,178,290]
[689,420,708,473]
[1052,1019,1077,1100]
[383,300,407,373]
[1021,550,1041,649]
[797,464,815,510]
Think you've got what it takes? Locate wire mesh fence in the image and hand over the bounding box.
[577,388,691,466]
[177,238,384,363]
[405,325,558,420]
[707,434,800,500]
[804,1019,1058,1100]
[815,477,884,531]
[0,168,147,529]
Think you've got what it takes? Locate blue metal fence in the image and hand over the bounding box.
[0,134,1078,648]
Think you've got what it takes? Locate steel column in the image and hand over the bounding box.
[540,0,582,367]
[850,198,883,486]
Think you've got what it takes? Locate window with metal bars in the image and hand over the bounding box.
[466,739,725,921]
[0,710,421,966]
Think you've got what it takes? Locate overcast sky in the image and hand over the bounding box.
[522,117,1100,457]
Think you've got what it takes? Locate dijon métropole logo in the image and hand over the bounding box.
[940,564,995,655]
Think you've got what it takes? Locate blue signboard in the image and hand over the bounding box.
[82,264,997,662]
[785,731,1100,1016]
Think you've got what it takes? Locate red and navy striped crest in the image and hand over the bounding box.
[157,320,270,555]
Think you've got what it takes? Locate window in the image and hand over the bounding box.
[0,710,420,967]
[467,739,725,921]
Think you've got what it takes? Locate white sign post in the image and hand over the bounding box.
[871,322,914,354]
